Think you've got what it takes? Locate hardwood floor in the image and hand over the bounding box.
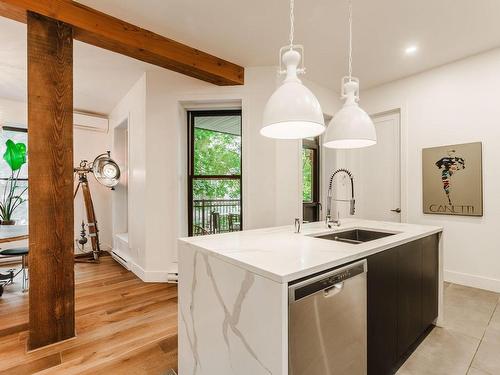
[0,256,178,374]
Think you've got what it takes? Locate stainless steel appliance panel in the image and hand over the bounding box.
[289,260,367,375]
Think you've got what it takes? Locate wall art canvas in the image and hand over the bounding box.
[422,142,483,216]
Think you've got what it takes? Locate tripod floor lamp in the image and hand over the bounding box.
[74,151,120,262]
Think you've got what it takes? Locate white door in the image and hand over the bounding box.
[360,112,401,222]
[345,111,401,222]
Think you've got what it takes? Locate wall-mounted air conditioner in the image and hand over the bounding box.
[74,111,109,133]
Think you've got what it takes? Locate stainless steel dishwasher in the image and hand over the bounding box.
[289,259,367,375]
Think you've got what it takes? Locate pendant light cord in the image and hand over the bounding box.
[289,0,295,50]
[348,0,353,81]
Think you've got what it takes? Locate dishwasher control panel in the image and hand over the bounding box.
[289,260,366,302]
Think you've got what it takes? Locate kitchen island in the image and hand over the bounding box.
[178,219,443,375]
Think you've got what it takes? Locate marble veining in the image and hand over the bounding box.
[202,253,271,374]
[181,250,201,374]
[180,245,277,374]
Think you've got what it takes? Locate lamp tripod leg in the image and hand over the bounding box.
[75,174,101,263]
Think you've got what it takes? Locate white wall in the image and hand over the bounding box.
[0,97,26,126]
[343,48,500,292]
[109,74,147,271]
[73,127,112,250]
[110,67,338,280]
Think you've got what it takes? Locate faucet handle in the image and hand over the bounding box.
[294,218,301,233]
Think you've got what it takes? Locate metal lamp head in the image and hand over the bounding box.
[323,78,376,149]
[92,152,120,188]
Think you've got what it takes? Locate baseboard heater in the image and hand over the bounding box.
[111,251,129,270]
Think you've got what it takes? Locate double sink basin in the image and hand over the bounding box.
[313,228,396,245]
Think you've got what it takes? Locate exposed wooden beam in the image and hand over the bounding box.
[27,11,75,350]
[0,1,24,22]
[0,0,244,86]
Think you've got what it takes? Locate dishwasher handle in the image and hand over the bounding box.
[323,282,344,298]
[289,259,367,303]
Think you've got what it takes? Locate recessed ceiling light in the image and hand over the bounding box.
[405,45,418,55]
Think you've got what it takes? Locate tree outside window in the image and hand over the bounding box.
[188,111,242,236]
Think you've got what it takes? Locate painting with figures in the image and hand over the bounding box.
[422,142,483,216]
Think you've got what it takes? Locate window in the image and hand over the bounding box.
[302,137,320,222]
[188,110,242,236]
[0,126,28,224]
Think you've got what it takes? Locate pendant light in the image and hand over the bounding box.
[261,0,325,140]
[323,0,376,149]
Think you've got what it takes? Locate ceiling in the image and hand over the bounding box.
[195,115,241,136]
[0,16,155,115]
[1,0,500,114]
[79,0,500,91]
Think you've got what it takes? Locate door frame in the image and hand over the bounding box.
[318,114,332,222]
[302,137,321,222]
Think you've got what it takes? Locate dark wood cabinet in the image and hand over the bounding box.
[421,234,439,329]
[367,234,439,375]
[397,241,423,357]
[367,249,398,375]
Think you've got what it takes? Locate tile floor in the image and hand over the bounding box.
[397,282,500,375]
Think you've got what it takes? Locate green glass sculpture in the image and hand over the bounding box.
[0,139,27,224]
[3,139,27,171]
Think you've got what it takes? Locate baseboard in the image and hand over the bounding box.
[110,249,175,283]
[444,269,500,293]
[129,262,171,283]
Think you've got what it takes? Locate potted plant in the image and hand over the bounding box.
[0,139,27,225]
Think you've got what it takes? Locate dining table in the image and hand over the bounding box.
[0,225,29,295]
[0,225,28,243]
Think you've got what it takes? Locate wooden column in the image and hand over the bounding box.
[27,11,75,350]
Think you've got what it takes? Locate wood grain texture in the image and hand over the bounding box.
[0,0,244,85]
[0,256,178,374]
[27,11,75,350]
[0,1,24,22]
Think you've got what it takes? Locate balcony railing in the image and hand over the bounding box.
[192,199,241,235]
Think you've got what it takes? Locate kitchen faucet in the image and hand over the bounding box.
[326,168,355,228]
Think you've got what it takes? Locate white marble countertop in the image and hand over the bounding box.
[178,219,443,283]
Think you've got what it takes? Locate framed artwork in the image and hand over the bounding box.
[422,142,483,216]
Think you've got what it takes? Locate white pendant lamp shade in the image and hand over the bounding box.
[323,80,376,149]
[261,49,325,139]
[323,0,377,149]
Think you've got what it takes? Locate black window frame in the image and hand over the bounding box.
[187,109,243,236]
[302,137,320,221]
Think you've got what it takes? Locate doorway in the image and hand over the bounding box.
[303,137,320,222]
[111,118,129,267]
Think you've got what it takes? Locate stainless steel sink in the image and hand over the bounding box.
[314,229,396,244]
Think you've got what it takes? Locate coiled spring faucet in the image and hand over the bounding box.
[326,168,355,228]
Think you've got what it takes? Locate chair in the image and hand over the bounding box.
[228,213,241,232]
[0,247,29,292]
[0,269,14,297]
[193,225,209,236]
[210,212,220,234]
